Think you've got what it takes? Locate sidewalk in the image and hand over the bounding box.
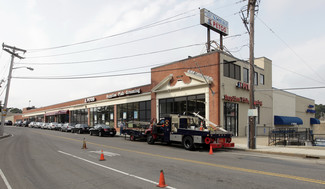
[232,136,325,159]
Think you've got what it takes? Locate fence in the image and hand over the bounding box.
[268,127,313,146]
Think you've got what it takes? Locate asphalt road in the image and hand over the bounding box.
[0,126,325,189]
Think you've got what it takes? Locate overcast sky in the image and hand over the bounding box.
[1,0,325,109]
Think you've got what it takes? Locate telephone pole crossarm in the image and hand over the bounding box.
[0,43,27,136]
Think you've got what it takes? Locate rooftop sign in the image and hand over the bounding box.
[200,8,229,36]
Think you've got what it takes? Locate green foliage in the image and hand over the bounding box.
[315,104,325,119]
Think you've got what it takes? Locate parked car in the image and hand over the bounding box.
[61,123,76,132]
[40,122,47,129]
[22,120,31,127]
[4,120,13,125]
[48,122,58,130]
[71,124,89,134]
[56,123,63,131]
[29,121,36,128]
[35,122,42,128]
[89,124,116,137]
[15,120,23,127]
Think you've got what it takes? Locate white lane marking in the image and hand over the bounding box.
[58,150,176,189]
[89,150,120,157]
[0,169,12,189]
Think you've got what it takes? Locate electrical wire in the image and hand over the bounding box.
[18,43,205,65]
[256,16,325,83]
[26,24,200,59]
[0,83,7,98]
[26,0,246,53]
[272,63,325,85]
[256,86,325,91]
[26,13,197,52]
[12,63,221,80]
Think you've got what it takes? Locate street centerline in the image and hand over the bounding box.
[34,130,325,185]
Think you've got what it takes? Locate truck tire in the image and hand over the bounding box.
[130,134,136,141]
[147,135,155,144]
[183,136,195,151]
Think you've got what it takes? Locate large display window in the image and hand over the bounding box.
[117,101,151,126]
[159,94,205,118]
[71,109,88,125]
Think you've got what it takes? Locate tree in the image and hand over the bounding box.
[9,108,22,114]
[315,104,325,119]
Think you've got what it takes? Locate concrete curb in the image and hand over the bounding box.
[232,147,325,159]
[0,133,11,140]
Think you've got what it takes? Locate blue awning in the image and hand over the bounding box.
[310,118,320,124]
[274,116,303,125]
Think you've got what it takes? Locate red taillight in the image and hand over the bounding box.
[104,129,108,131]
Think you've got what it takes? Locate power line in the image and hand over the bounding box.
[12,63,222,80]
[18,43,205,65]
[256,86,325,91]
[256,16,325,83]
[26,24,200,59]
[26,0,246,53]
[27,13,197,52]
[272,63,325,85]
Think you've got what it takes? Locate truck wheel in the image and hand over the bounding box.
[147,135,155,144]
[130,134,135,141]
[183,136,195,151]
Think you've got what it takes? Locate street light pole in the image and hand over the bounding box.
[0,43,26,136]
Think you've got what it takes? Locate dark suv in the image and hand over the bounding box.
[5,120,13,125]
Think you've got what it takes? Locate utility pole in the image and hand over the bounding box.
[248,0,257,149]
[0,43,26,136]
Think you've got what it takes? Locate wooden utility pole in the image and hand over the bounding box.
[0,43,26,136]
[248,0,257,149]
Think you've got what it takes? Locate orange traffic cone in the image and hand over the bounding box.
[82,138,87,149]
[157,170,167,188]
[99,149,105,161]
[209,144,213,155]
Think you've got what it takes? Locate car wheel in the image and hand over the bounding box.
[99,131,102,137]
[90,131,93,136]
[183,136,195,151]
[147,135,155,144]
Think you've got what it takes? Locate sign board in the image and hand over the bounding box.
[200,8,229,36]
[248,109,258,117]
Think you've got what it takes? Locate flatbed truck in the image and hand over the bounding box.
[122,113,234,151]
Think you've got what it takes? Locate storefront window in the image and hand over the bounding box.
[117,101,151,126]
[159,94,205,119]
[71,109,88,125]
[224,102,238,136]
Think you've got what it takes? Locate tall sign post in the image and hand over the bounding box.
[200,8,229,52]
[0,43,26,136]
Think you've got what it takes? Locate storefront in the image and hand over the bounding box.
[20,50,317,136]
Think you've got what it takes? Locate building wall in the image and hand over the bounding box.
[151,52,220,124]
[273,90,296,117]
[219,54,273,136]
[295,95,315,128]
